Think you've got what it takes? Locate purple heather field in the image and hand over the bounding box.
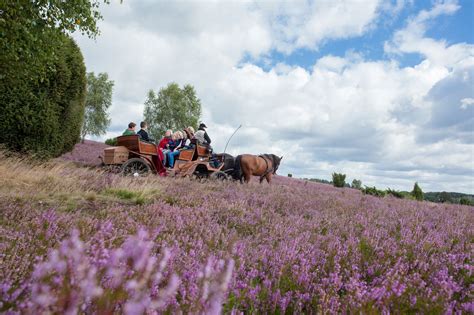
[1,141,473,314]
[58,140,109,166]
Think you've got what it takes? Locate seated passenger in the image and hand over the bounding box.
[198,123,211,144]
[122,122,136,135]
[193,123,213,154]
[193,130,205,145]
[183,126,195,147]
[187,126,195,137]
[158,130,173,166]
[158,130,173,150]
[167,131,184,168]
[137,121,155,142]
[182,128,191,146]
[174,131,186,149]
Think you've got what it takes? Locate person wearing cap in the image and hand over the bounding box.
[194,123,211,145]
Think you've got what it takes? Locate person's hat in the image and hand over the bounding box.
[199,123,207,129]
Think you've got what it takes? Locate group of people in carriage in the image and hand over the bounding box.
[122,121,213,168]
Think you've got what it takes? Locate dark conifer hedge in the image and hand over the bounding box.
[0,34,86,157]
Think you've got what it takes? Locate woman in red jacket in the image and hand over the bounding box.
[157,130,173,166]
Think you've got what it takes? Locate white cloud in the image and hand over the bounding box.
[384,0,474,67]
[75,0,474,193]
[461,98,474,109]
[262,0,383,53]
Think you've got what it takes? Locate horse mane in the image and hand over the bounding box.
[271,154,278,166]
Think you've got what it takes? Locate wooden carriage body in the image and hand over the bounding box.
[103,135,159,173]
[116,135,157,156]
[102,135,226,178]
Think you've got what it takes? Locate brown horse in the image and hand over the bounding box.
[232,154,283,183]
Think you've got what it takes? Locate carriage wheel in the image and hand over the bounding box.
[210,171,228,181]
[194,172,207,180]
[121,158,151,177]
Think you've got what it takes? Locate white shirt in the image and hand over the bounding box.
[194,130,206,144]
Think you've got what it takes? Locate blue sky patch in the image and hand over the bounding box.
[241,0,473,71]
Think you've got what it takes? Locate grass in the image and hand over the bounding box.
[0,150,165,207]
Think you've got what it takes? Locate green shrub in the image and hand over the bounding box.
[386,188,404,199]
[411,182,424,201]
[287,173,293,178]
[105,138,118,146]
[459,198,473,206]
[351,179,362,190]
[362,186,386,197]
[0,34,86,158]
[332,172,346,188]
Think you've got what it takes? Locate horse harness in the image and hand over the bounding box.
[258,155,273,180]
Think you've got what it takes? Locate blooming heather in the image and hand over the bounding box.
[0,148,473,313]
[58,140,109,166]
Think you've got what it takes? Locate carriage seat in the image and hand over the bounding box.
[116,135,157,156]
[177,148,194,161]
[196,144,210,157]
[177,144,210,162]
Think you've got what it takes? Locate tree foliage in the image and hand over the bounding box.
[0,34,86,157]
[144,83,202,141]
[1,0,106,81]
[351,179,362,190]
[81,72,114,142]
[362,186,386,197]
[105,138,117,146]
[0,1,107,157]
[386,188,404,199]
[332,173,346,188]
[411,182,424,201]
[438,191,452,203]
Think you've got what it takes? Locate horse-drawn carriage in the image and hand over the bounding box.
[102,135,233,179]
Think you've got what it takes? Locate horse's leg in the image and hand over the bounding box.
[245,173,251,183]
[266,174,271,184]
[241,163,250,183]
[259,176,264,184]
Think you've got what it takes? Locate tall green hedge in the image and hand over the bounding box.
[0,33,86,157]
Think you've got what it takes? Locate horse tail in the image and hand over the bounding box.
[233,155,243,181]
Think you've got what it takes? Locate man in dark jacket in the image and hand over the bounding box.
[137,121,154,142]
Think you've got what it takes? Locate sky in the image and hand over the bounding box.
[74,0,474,193]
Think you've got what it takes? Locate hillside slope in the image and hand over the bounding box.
[58,139,109,166]
[1,151,473,313]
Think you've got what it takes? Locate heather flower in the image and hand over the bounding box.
[3,229,185,314]
[1,150,473,313]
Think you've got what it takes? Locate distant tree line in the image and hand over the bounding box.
[424,192,474,205]
[303,174,473,206]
